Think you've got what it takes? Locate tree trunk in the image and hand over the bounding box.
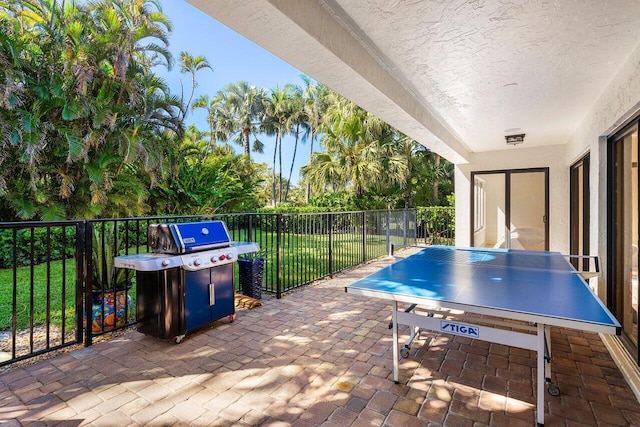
[272,131,279,206]
[433,154,441,203]
[208,109,215,151]
[284,124,299,202]
[404,181,412,208]
[305,126,314,203]
[243,128,251,159]
[278,127,283,203]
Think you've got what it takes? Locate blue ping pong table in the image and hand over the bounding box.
[345,246,621,427]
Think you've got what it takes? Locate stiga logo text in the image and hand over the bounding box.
[440,321,479,338]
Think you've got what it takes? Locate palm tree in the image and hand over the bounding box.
[263,85,294,205]
[380,133,416,208]
[317,97,389,198]
[212,81,266,160]
[50,0,66,28]
[179,51,212,121]
[283,84,308,202]
[303,93,433,209]
[150,124,263,215]
[301,152,344,194]
[192,94,228,150]
[300,76,330,202]
[0,0,182,219]
[418,150,454,205]
[82,0,180,212]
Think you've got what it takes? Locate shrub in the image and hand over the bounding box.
[417,206,455,245]
[0,226,77,269]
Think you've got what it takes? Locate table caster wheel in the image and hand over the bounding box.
[547,384,560,396]
[229,314,234,323]
[171,335,184,344]
[400,347,410,358]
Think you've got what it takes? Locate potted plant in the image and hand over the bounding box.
[90,223,134,332]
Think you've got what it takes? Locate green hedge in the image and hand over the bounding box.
[0,226,77,269]
[0,221,150,269]
[417,206,455,245]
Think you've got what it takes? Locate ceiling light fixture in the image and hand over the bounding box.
[505,133,525,146]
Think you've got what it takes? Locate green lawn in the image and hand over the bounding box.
[247,231,408,292]
[0,258,78,331]
[0,230,412,330]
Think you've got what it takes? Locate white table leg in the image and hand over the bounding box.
[537,323,545,426]
[544,325,560,396]
[392,300,399,383]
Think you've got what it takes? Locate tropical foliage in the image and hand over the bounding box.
[301,97,453,209]
[148,126,263,214]
[0,0,182,220]
[0,0,453,222]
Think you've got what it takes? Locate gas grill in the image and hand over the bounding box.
[114,220,259,343]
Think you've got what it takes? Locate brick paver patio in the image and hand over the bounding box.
[2,247,640,426]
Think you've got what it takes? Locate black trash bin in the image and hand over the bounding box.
[238,257,264,299]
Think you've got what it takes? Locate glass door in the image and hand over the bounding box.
[509,171,547,251]
[472,173,506,249]
[608,124,639,360]
[471,168,549,251]
[570,155,590,275]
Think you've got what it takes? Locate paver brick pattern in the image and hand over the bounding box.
[2,247,640,426]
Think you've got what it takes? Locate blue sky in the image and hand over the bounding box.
[155,0,313,184]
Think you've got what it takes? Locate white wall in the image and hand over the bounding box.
[565,40,640,302]
[452,39,640,304]
[456,144,569,253]
[455,39,640,303]
[456,41,640,262]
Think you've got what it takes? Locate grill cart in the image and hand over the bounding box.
[114,220,259,343]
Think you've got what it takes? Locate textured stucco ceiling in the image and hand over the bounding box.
[187,0,640,163]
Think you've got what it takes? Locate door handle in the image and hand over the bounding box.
[209,282,215,306]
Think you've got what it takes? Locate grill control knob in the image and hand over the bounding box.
[161,259,170,267]
[210,256,218,263]
[226,253,234,260]
[219,254,226,261]
[193,258,202,267]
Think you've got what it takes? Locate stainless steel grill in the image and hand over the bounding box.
[114,220,259,343]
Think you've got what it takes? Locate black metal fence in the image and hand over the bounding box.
[416,207,455,245]
[0,209,441,366]
[0,220,84,366]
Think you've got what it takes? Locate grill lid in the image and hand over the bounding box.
[149,220,231,254]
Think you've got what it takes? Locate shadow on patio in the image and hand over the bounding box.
[2,247,640,426]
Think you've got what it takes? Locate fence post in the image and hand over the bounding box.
[385,210,390,254]
[361,212,367,263]
[403,210,408,247]
[75,221,85,345]
[412,209,418,245]
[83,221,93,346]
[276,214,282,299]
[328,213,334,277]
